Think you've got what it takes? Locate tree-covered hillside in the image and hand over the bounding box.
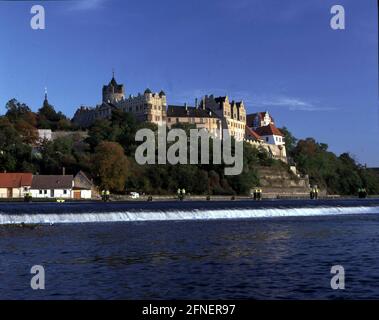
[1,98,378,195]
[281,127,379,195]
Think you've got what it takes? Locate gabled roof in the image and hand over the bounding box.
[245,127,262,141]
[0,173,33,188]
[231,101,244,108]
[167,105,218,118]
[246,112,274,126]
[73,171,93,190]
[235,101,244,108]
[254,124,284,137]
[31,175,73,190]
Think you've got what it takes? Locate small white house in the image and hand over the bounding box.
[30,175,73,199]
[247,123,287,162]
[254,124,285,146]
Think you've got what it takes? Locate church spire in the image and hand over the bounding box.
[43,87,50,108]
[110,69,118,86]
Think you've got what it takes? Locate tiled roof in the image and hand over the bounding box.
[31,175,73,190]
[167,105,218,118]
[246,112,274,126]
[73,171,93,190]
[254,124,284,137]
[245,127,262,141]
[0,173,33,188]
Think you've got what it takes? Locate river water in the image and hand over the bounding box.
[0,199,378,299]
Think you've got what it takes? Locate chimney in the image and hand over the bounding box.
[195,98,198,108]
[62,167,66,176]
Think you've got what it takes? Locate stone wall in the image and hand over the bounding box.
[255,166,313,198]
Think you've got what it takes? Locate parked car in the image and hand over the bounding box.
[130,192,140,199]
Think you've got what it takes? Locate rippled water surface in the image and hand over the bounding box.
[0,200,379,299]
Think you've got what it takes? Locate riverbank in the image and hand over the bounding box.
[0,194,378,203]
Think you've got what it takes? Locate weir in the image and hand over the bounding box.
[0,205,378,225]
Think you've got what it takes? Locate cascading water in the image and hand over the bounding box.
[0,204,378,225]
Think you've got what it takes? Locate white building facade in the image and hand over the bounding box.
[30,175,73,199]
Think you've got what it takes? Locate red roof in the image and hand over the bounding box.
[254,124,284,137]
[245,126,262,141]
[246,112,274,127]
[0,173,33,188]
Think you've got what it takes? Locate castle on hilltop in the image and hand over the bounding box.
[73,73,166,127]
[72,73,287,162]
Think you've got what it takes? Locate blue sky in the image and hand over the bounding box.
[0,0,378,166]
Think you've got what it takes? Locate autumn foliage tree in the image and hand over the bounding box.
[92,141,129,192]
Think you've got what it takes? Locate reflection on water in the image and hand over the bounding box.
[1,212,379,299]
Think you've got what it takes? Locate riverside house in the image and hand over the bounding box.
[30,175,74,199]
[0,173,33,198]
[29,172,93,199]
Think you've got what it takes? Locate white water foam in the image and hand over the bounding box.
[0,206,378,225]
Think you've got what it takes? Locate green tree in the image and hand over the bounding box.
[0,117,33,172]
[280,126,297,153]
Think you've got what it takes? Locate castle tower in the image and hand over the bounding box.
[102,71,125,103]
